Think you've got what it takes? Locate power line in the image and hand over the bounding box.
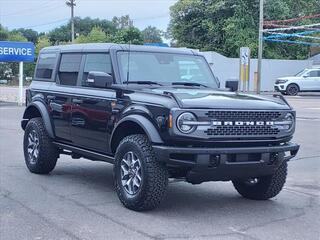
[0,1,57,17]
[0,2,67,18]
[18,18,69,29]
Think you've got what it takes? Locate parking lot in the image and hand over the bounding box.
[0,95,319,240]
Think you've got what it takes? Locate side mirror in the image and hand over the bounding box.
[225,80,239,92]
[86,71,113,88]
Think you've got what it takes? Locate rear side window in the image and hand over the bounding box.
[82,53,112,86]
[58,54,82,86]
[35,53,57,80]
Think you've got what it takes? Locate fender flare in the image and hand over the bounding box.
[22,101,55,138]
[110,114,163,145]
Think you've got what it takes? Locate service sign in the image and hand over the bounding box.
[0,41,35,62]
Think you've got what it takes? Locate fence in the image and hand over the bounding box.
[202,51,313,91]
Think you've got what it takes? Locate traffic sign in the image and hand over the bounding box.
[0,41,35,62]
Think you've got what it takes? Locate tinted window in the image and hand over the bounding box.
[309,70,320,77]
[82,54,112,85]
[35,53,57,80]
[118,52,218,88]
[58,54,82,86]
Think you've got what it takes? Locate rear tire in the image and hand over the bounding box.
[232,161,287,200]
[286,84,299,96]
[114,134,168,211]
[23,117,58,174]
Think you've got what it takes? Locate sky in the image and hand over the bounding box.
[0,0,178,32]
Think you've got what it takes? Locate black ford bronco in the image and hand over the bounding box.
[22,43,299,211]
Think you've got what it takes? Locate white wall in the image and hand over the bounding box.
[202,51,313,91]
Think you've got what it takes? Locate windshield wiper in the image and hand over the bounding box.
[126,81,163,86]
[171,82,209,88]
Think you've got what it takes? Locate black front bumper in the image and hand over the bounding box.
[153,142,299,183]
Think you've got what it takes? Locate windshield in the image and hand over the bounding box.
[117,51,219,88]
[295,69,308,77]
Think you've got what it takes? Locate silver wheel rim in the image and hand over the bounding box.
[27,130,39,164]
[120,151,142,195]
[288,86,298,95]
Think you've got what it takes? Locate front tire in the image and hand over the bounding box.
[23,117,58,174]
[114,134,168,211]
[286,84,299,96]
[232,161,287,200]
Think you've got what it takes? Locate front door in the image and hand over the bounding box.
[70,53,116,153]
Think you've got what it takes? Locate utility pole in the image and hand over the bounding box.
[257,0,264,94]
[66,0,76,42]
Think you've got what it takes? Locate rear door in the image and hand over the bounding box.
[48,53,82,143]
[70,53,116,153]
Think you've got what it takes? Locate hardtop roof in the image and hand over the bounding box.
[41,43,199,55]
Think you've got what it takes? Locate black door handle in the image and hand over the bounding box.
[47,95,55,100]
[72,98,83,104]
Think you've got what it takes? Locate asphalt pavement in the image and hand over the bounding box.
[0,96,319,240]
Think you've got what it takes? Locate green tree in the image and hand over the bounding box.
[113,27,143,45]
[112,15,133,29]
[0,24,9,41]
[75,27,108,43]
[11,28,39,43]
[36,36,51,55]
[142,26,163,43]
[8,32,27,42]
[48,17,116,44]
[169,0,320,59]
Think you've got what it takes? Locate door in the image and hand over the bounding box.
[49,53,82,142]
[308,69,320,91]
[70,53,116,153]
[300,70,320,91]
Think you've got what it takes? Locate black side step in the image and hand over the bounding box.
[53,142,114,164]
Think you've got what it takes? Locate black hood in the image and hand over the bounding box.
[146,87,291,110]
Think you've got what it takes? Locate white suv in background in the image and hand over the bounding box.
[274,68,320,95]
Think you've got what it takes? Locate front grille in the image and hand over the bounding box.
[205,125,280,136]
[205,111,282,121]
[204,111,282,137]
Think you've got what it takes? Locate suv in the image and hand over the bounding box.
[22,44,299,211]
[274,68,320,95]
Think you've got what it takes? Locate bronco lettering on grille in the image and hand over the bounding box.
[212,121,274,126]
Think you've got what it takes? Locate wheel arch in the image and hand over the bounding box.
[22,102,55,138]
[286,82,300,91]
[110,115,163,154]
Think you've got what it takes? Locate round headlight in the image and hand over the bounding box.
[176,112,197,134]
[284,112,295,131]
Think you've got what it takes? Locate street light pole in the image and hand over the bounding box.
[257,0,264,94]
[66,0,76,42]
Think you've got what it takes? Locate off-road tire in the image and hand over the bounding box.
[114,134,168,211]
[232,161,287,200]
[286,84,299,96]
[23,117,58,174]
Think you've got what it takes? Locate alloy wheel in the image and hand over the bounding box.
[288,85,298,95]
[27,130,39,164]
[120,151,142,195]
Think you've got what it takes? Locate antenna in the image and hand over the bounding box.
[126,41,131,85]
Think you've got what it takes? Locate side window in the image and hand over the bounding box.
[35,53,57,80]
[58,54,82,86]
[307,70,320,77]
[82,53,112,86]
[309,71,318,77]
